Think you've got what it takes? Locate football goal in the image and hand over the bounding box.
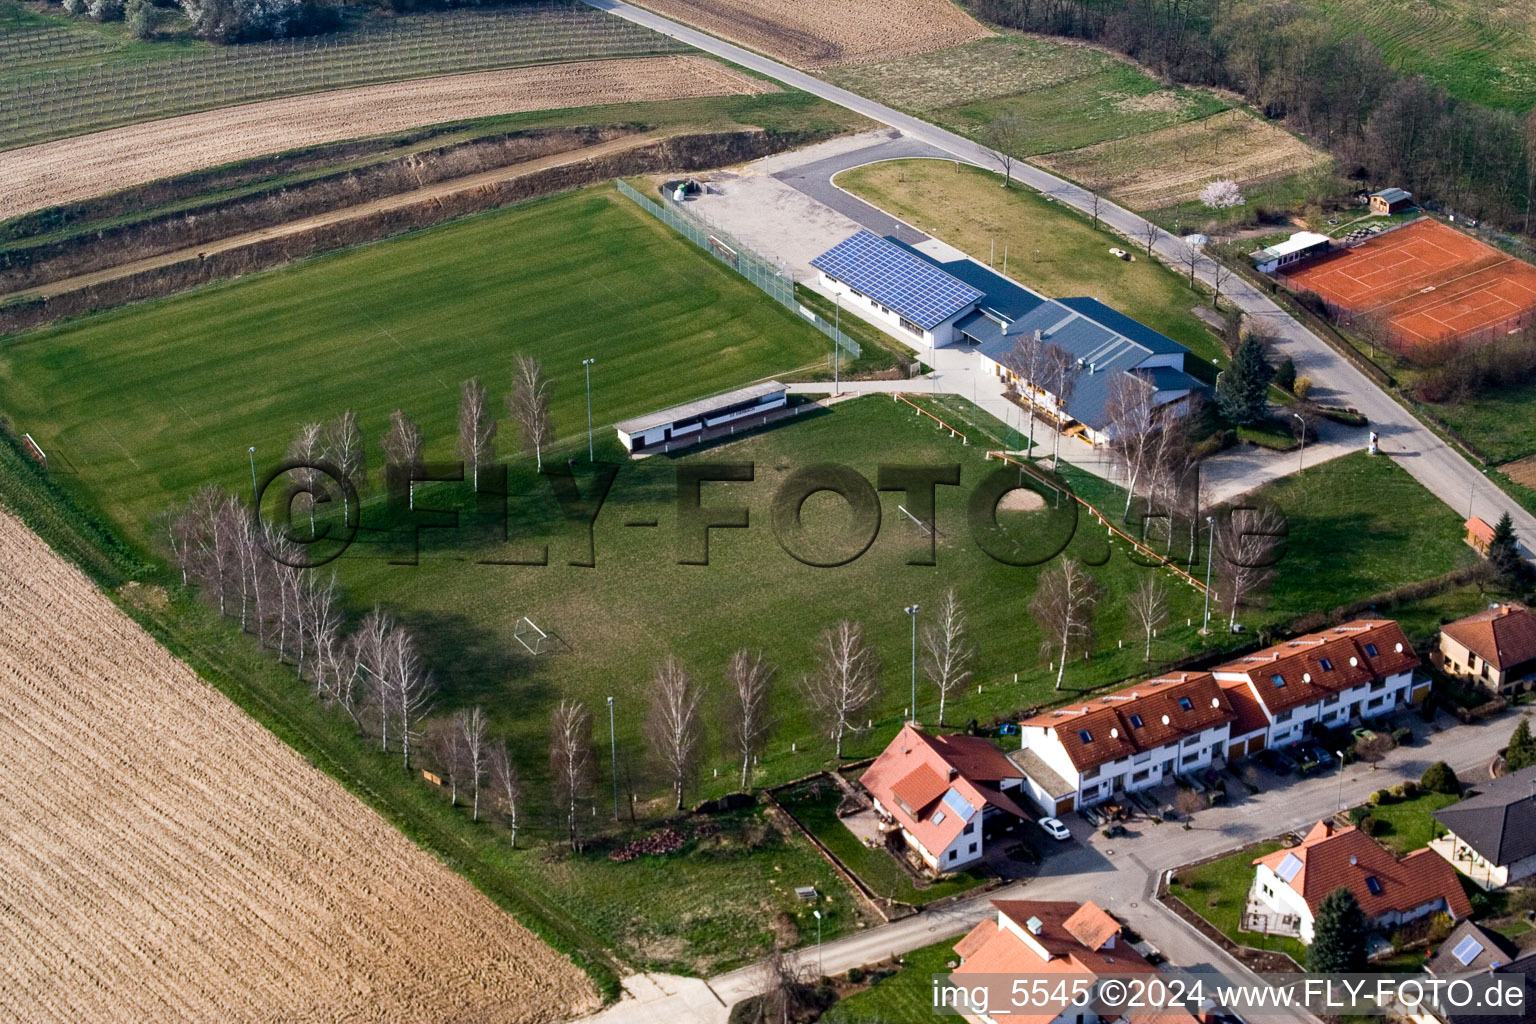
[514,616,553,656]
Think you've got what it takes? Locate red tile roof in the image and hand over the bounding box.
[1214,619,1419,715]
[952,901,1163,1024]
[1254,821,1473,920]
[1441,604,1536,672]
[1019,672,1234,772]
[861,724,1026,856]
[1219,679,1270,737]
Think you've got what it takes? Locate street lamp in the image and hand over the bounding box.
[1292,412,1306,474]
[833,293,840,395]
[1200,515,1216,635]
[582,358,596,462]
[904,604,920,722]
[607,696,619,822]
[247,446,258,504]
[1468,468,1490,519]
[812,909,823,974]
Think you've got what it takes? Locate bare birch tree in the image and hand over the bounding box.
[488,739,524,846]
[1104,372,1159,523]
[549,699,595,851]
[1087,190,1103,229]
[427,717,467,805]
[725,649,775,792]
[458,706,489,820]
[921,587,974,726]
[1140,217,1161,255]
[804,620,879,759]
[1030,558,1104,690]
[646,656,703,811]
[457,377,497,490]
[323,409,366,520]
[983,114,1027,187]
[1216,504,1286,631]
[299,569,342,698]
[380,622,434,769]
[508,354,553,472]
[1127,575,1169,662]
[286,421,325,537]
[380,410,424,508]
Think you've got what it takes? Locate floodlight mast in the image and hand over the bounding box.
[904,604,920,722]
[583,358,596,462]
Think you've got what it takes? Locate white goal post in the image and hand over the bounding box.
[514,616,551,656]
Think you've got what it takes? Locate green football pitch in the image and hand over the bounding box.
[0,185,832,545]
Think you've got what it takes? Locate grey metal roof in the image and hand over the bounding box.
[810,230,982,329]
[614,381,786,435]
[1372,187,1412,203]
[1434,764,1536,865]
[1056,297,1187,356]
[1134,366,1206,393]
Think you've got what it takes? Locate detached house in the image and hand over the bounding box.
[1213,619,1423,756]
[951,899,1193,1024]
[861,724,1028,873]
[1438,604,1536,696]
[1432,764,1536,888]
[1249,821,1472,944]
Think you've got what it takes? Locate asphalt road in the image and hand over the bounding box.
[584,0,1536,551]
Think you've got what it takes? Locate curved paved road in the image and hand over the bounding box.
[586,0,1536,546]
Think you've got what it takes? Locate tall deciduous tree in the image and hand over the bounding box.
[1216,504,1286,630]
[1216,333,1275,426]
[726,649,775,792]
[921,587,974,726]
[1045,343,1080,472]
[549,699,594,851]
[804,620,879,759]
[1127,575,1169,662]
[983,115,1027,187]
[1030,558,1104,690]
[286,421,325,538]
[1308,887,1368,972]
[508,354,553,472]
[1104,372,1158,522]
[457,377,497,489]
[323,409,367,520]
[488,739,524,845]
[457,706,489,821]
[380,409,424,507]
[646,656,703,812]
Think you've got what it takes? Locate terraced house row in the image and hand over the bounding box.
[1012,620,1429,816]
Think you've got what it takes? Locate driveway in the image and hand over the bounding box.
[584,0,1536,551]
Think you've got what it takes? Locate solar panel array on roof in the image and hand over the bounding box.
[1276,853,1304,882]
[1454,935,1485,965]
[942,788,977,822]
[810,230,982,330]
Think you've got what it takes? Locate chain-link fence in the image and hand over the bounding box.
[616,179,860,359]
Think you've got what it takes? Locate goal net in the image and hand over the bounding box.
[514,616,552,656]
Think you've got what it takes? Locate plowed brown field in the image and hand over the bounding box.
[0,56,776,221]
[0,509,598,1023]
[636,0,989,68]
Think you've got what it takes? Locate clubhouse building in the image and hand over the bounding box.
[810,230,1207,445]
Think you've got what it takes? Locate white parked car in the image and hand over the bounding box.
[1108,247,1130,260]
[1038,816,1072,841]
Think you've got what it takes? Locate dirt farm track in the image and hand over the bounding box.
[0,509,597,1023]
[0,56,775,222]
[634,0,989,68]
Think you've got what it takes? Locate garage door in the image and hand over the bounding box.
[1055,795,1076,815]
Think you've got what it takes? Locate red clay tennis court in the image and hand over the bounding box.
[1280,218,1536,347]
